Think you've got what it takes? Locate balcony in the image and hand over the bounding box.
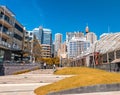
[0,41,11,49]
[11,44,21,51]
[0,27,13,39]
[0,15,13,28]
[0,40,22,52]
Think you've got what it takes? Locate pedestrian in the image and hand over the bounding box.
[43,62,46,69]
[53,64,56,71]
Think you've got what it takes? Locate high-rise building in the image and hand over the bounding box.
[68,36,90,58]
[33,27,42,44]
[0,6,25,62]
[42,28,52,45]
[57,41,67,58]
[66,32,84,45]
[66,32,85,58]
[33,26,52,45]
[33,26,52,58]
[86,32,97,44]
[54,33,62,56]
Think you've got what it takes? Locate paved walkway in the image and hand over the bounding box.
[0,69,72,95]
[0,69,120,95]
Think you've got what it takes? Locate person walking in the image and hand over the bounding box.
[53,64,56,71]
[43,62,46,69]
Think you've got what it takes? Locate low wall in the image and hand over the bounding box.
[47,83,120,95]
[0,63,40,76]
[95,63,119,72]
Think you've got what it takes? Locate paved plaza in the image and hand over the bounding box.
[0,69,120,95]
[0,69,72,95]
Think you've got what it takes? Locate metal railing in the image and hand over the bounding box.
[0,41,11,48]
[0,27,13,37]
[0,15,13,26]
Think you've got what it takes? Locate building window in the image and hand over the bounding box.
[26,32,28,34]
[4,15,10,22]
[15,23,23,33]
[30,32,33,36]
[0,12,3,18]
[3,26,8,32]
[14,33,23,41]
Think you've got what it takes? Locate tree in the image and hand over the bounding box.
[40,57,60,66]
[32,36,42,62]
[52,57,60,66]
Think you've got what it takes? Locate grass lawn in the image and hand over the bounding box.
[34,67,120,95]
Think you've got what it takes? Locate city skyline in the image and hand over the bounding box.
[1,0,120,41]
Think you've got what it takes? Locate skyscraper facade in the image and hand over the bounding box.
[66,32,84,45]
[33,26,52,58]
[33,27,52,45]
[57,41,67,58]
[86,32,97,45]
[42,28,52,45]
[68,36,90,58]
[54,33,62,56]
[33,27,42,44]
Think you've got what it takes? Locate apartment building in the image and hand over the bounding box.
[23,31,34,61]
[0,6,24,63]
[41,44,51,58]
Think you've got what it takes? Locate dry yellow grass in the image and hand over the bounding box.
[34,67,120,95]
[13,67,40,75]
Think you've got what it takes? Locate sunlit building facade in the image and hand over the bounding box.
[0,6,25,63]
[68,37,90,58]
[54,33,62,56]
[86,32,97,45]
[66,32,84,45]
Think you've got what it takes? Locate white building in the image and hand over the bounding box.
[68,36,90,58]
[86,32,97,45]
[66,32,84,46]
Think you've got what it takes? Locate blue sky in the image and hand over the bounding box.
[1,0,120,41]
